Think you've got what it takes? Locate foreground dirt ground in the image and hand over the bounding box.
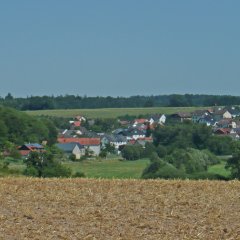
[0,178,239,240]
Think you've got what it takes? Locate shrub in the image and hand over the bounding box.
[69,154,76,161]
[121,145,144,160]
[23,166,39,177]
[41,163,72,178]
[187,172,229,180]
[142,162,186,179]
[73,171,86,178]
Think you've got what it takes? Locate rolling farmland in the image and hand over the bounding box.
[25,106,206,119]
[0,178,239,239]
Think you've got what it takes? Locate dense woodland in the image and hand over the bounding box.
[2,93,240,110]
[140,122,236,180]
[0,106,57,147]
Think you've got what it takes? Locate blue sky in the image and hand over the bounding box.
[0,1,240,97]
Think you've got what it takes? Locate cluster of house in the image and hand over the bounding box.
[54,114,166,158]
[17,106,240,159]
[170,106,240,140]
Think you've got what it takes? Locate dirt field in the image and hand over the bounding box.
[0,178,239,240]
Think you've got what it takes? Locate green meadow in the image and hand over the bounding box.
[63,158,230,179]
[25,106,205,119]
[7,158,230,179]
[207,160,230,177]
[63,158,150,179]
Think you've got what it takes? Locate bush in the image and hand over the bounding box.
[121,145,144,160]
[207,136,233,155]
[187,172,229,180]
[142,148,220,179]
[41,163,72,178]
[24,151,72,178]
[69,154,76,161]
[156,145,167,158]
[73,171,86,178]
[99,150,107,158]
[142,162,186,179]
[23,166,39,177]
[164,148,218,174]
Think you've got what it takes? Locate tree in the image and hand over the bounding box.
[226,151,240,179]
[5,93,14,101]
[121,145,144,160]
[104,143,115,154]
[142,148,219,179]
[143,142,156,158]
[156,145,167,158]
[207,136,233,155]
[2,141,21,159]
[24,151,72,178]
[99,150,107,158]
[0,106,58,145]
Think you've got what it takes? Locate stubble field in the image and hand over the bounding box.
[0,178,239,240]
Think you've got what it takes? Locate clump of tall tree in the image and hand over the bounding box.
[23,151,72,178]
[0,106,58,147]
[141,122,236,180]
[142,149,224,180]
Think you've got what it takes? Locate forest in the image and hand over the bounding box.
[0,106,57,146]
[2,93,240,110]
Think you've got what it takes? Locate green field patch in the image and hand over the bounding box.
[207,160,230,177]
[64,158,150,179]
[25,107,205,119]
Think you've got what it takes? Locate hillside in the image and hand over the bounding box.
[0,178,239,239]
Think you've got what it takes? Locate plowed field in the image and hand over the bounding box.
[0,178,239,240]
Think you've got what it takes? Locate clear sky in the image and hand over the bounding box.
[0,1,240,97]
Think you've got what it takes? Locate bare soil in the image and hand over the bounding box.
[0,178,239,240]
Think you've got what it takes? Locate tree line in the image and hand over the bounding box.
[2,93,240,110]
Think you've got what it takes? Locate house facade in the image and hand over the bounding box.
[57,137,101,156]
[56,143,85,159]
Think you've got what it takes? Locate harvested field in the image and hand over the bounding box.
[0,178,239,240]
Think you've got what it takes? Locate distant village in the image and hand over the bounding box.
[18,106,240,160]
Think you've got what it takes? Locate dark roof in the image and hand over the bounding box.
[171,112,192,118]
[126,128,146,136]
[213,109,230,115]
[18,143,44,150]
[114,135,127,142]
[225,108,240,116]
[56,143,84,153]
[192,110,210,116]
[232,128,240,134]
[25,143,44,148]
[198,115,215,123]
[112,128,125,135]
[102,134,127,143]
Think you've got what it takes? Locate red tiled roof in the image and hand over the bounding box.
[214,128,231,135]
[128,140,136,145]
[19,150,31,156]
[138,137,153,141]
[72,121,81,127]
[58,137,100,146]
[134,119,147,124]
